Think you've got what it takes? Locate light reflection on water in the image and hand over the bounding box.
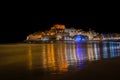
[27,41,120,74]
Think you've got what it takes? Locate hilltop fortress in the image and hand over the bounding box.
[25,24,120,42]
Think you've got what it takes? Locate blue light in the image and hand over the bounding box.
[75,35,84,41]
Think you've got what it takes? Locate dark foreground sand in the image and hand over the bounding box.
[0,58,120,80]
[1,57,120,80]
[59,57,120,80]
[23,57,120,80]
[40,57,120,80]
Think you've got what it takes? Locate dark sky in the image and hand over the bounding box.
[0,4,120,43]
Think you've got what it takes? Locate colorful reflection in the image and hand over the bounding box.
[27,41,120,73]
[86,41,120,60]
[28,44,32,70]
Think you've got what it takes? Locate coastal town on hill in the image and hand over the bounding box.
[25,24,120,42]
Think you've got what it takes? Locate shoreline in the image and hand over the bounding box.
[24,39,120,43]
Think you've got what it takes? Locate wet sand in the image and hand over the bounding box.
[62,57,120,80]
[0,43,120,80]
[0,57,120,80]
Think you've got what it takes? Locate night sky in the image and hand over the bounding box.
[0,5,119,43]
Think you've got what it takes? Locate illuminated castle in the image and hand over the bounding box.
[25,24,120,42]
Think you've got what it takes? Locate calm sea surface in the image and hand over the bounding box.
[0,41,120,80]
